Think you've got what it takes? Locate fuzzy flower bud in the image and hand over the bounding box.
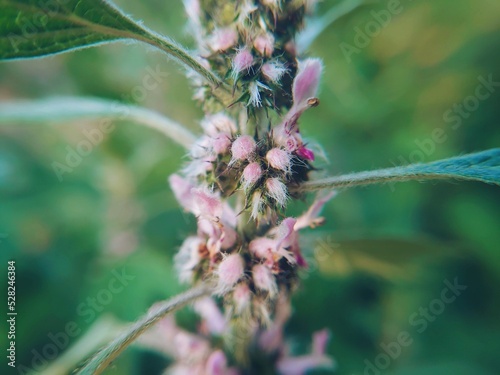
[217,253,245,291]
[248,81,262,107]
[213,134,232,155]
[265,178,288,207]
[208,27,238,52]
[201,113,237,136]
[242,162,263,190]
[262,61,287,83]
[266,148,291,172]
[232,49,254,78]
[252,264,278,297]
[253,33,275,57]
[233,283,251,314]
[231,135,256,162]
[251,190,263,219]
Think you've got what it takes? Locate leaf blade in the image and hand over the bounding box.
[297,149,500,192]
[0,0,222,86]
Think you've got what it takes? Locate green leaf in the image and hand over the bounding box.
[75,284,211,375]
[0,97,198,149]
[0,0,222,86]
[297,149,500,192]
[297,0,368,53]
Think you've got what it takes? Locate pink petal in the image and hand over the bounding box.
[193,297,227,336]
[206,350,228,375]
[276,354,334,375]
[292,58,323,106]
[169,174,195,212]
[192,188,223,220]
[296,146,315,161]
[295,191,336,231]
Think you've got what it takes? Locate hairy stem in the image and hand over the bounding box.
[0,97,198,149]
[75,284,212,375]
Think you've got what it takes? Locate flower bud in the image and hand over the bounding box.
[213,134,232,155]
[192,188,223,220]
[248,81,262,107]
[253,33,275,57]
[262,61,287,83]
[233,283,251,313]
[266,148,291,172]
[217,253,245,291]
[242,162,263,190]
[265,178,288,207]
[208,27,238,52]
[232,49,254,78]
[251,190,262,219]
[252,264,278,297]
[231,135,256,162]
[201,113,237,136]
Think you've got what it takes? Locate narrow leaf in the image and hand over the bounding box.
[296,149,500,192]
[0,0,222,86]
[297,0,368,53]
[75,284,211,375]
[0,97,197,149]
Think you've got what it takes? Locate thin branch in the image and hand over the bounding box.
[0,97,198,149]
[75,283,212,375]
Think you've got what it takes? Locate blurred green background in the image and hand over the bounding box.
[1,0,499,374]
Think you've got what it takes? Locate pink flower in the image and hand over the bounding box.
[296,146,315,161]
[242,162,263,190]
[169,174,195,212]
[295,191,336,230]
[259,293,291,352]
[233,283,252,313]
[192,188,223,220]
[194,297,227,336]
[273,58,323,156]
[292,58,323,106]
[217,253,245,292]
[201,113,237,136]
[276,329,334,375]
[252,264,278,297]
[230,135,256,162]
[205,350,227,375]
[208,27,238,52]
[213,134,232,155]
[253,33,275,57]
[266,148,291,172]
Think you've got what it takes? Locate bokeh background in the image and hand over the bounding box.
[1,0,500,374]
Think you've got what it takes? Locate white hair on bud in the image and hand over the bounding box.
[265,178,288,208]
[248,81,262,107]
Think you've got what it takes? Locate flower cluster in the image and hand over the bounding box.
[152,0,336,373]
[140,295,333,375]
